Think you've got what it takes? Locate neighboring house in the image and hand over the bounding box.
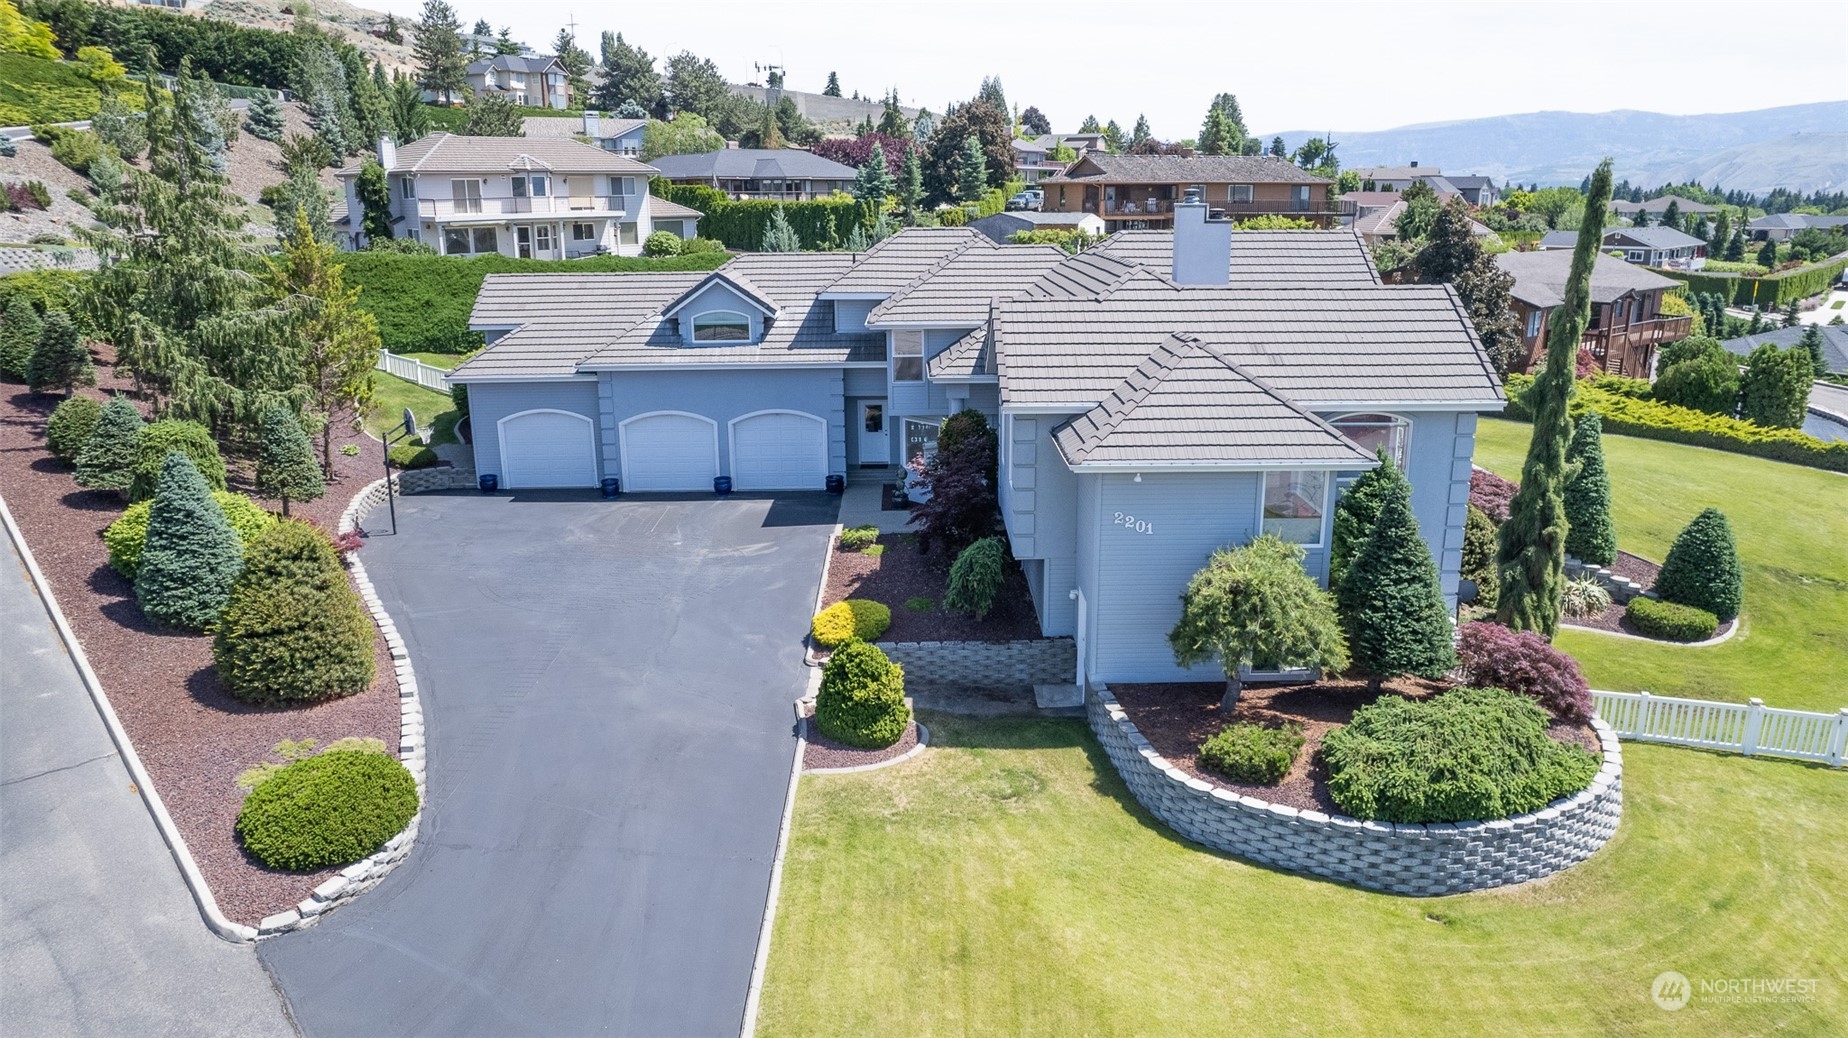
[1609,195,1721,219]
[438,54,571,109]
[445,197,1502,687]
[1746,213,1848,241]
[727,84,917,129]
[1720,325,1848,375]
[1011,133,1108,183]
[1496,250,1690,377]
[1355,163,1435,192]
[334,134,695,258]
[1447,175,1498,208]
[1352,199,1492,242]
[969,210,1107,243]
[1040,154,1344,229]
[1539,226,1708,270]
[645,149,857,200]
[523,112,648,157]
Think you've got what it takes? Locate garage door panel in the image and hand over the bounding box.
[622,413,719,492]
[731,411,826,491]
[500,410,597,488]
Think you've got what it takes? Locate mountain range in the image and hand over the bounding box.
[1264,101,1848,194]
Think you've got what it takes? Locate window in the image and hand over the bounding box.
[397,176,415,199]
[472,227,497,254]
[609,176,635,196]
[656,219,685,238]
[534,225,554,252]
[1330,413,1410,468]
[1291,185,1312,211]
[1526,308,1542,338]
[1261,470,1328,545]
[692,310,751,342]
[1228,184,1253,203]
[572,222,597,241]
[619,222,639,245]
[903,418,941,465]
[512,175,550,197]
[443,227,498,255]
[892,331,924,382]
[450,179,482,214]
[510,73,525,87]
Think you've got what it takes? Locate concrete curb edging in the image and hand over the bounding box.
[739,669,819,1038]
[0,494,259,943]
[1561,614,1742,647]
[1086,682,1624,896]
[800,718,931,774]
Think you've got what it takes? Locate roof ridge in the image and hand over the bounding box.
[867,238,983,320]
[1065,334,1206,459]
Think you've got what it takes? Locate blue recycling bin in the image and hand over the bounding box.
[713,476,733,495]
[478,473,499,494]
[600,477,620,499]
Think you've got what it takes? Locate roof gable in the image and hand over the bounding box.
[662,269,780,322]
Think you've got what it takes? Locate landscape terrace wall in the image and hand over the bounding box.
[877,638,1076,687]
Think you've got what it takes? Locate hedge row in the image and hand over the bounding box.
[658,184,864,252]
[1504,376,1848,473]
[1657,253,1848,307]
[0,53,140,126]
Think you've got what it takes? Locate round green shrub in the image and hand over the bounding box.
[1198,722,1304,785]
[642,230,683,257]
[105,491,276,579]
[129,420,226,501]
[1321,687,1601,824]
[45,395,102,463]
[1626,596,1719,642]
[213,520,376,704]
[814,640,910,749]
[810,598,892,649]
[236,750,418,871]
[838,524,879,551]
[1654,508,1743,621]
[845,599,890,640]
[944,536,1005,619]
[388,443,438,469]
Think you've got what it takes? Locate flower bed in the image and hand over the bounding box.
[1563,550,1737,642]
[821,532,1041,643]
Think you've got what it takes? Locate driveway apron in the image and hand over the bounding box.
[258,492,834,1037]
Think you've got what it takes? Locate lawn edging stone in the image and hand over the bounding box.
[878,638,1076,687]
[1086,683,1624,896]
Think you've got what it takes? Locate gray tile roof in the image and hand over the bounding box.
[645,148,858,181]
[661,268,780,319]
[1495,250,1680,309]
[1446,175,1495,191]
[928,250,1149,380]
[1356,166,1436,180]
[344,132,658,176]
[454,272,710,378]
[1090,229,1381,285]
[521,116,647,140]
[1052,334,1379,468]
[1610,195,1721,215]
[819,227,982,296]
[1607,226,1706,249]
[1721,325,1848,374]
[1747,213,1848,231]
[1044,154,1331,186]
[866,242,1069,326]
[646,194,705,220]
[467,54,562,75]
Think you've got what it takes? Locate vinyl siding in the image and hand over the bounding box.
[834,299,877,333]
[468,381,603,480]
[843,367,888,396]
[597,369,846,479]
[889,328,973,416]
[674,281,768,344]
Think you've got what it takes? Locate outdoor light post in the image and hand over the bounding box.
[382,407,419,536]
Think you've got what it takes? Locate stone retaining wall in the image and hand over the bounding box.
[1087,684,1623,896]
[398,466,478,494]
[877,638,1074,687]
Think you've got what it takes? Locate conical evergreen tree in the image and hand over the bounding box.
[1497,160,1614,638]
[956,134,987,202]
[1337,479,1458,690]
[134,452,245,630]
[213,519,375,704]
[853,142,893,210]
[1328,450,1409,595]
[1562,412,1616,565]
[897,146,924,223]
[244,91,285,142]
[75,396,145,494]
[760,206,800,252]
[25,311,95,396]
[0,295,41,380]
[256,403,325,517]
[1654,508,1743,622]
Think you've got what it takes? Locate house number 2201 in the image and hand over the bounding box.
[1112,512,1154,534]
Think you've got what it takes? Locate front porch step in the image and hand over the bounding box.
[847,466,902,486]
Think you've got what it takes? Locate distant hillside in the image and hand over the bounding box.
[1264,101,1848,192]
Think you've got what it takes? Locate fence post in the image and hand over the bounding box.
[1829,708,1848,769]
[1637,691,1652,740]
[1740,698,1764,756]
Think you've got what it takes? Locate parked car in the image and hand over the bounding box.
[1005,190,1044,211]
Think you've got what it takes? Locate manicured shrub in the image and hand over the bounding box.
[838,524,878,551]
[104,491,275,580]
[235,750,418,871]
[1321,687,1601,824]
[679,236,727,255]
[1562,412,1616,565]
[1461,503,1499,609]
[388,443,438,469]
[74,395,145,494]
[943,536,1006,619]
[642,230,683,257]
[814,640,910,749]
[1738,343,1812,429]
[1626,596,1720,642]
[1653,352,1740,415]
[129,420,226,501]
[1169,535,1349,709]
[25,310,94,395]
[810,598,891,648]
[45,395,102,463]
[0,293,41,380]
[1198,722,1304,785]
[133,453,245,630]
[1468,467,1517,522]
[1654,508,1743,622]
[1329,450,1410,594]
[1559,577,1612,619]
[1455,621,1593,722]
[1336,478,1457,689]
[256,403,325,515]
[213,519,376,704]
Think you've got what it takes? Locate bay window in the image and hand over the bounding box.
[1260,470,1328,545]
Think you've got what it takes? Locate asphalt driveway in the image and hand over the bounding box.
[259,491,836,1037]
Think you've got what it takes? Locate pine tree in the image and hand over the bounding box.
[1129,113,1152,150]
[494,26,518,56]
[1661,199,1681,230]
[1562,412,1616,565]
[552,28,593,101]
[25,311,95,396]
[956,134,988,202]
[387,70,433,143]
[342,48,391,154]
[1269,136,1286,157]
[268,213,381,476]
[213,520,375,705]
[977,76,1007,114]
[257,403,325,516]
[842,222,870,252]
[1758,240,1778,271]
[592,33,664,116]
[0,294,41,380]
[272,162,332,246]
[356,159,392,243]
[412,0,468,104]
[1781,300,1800,328]
[761,206,801,252]
[134,452,245,630]
[1337,479,1458,690]
[244,91,285,142]
[1632,207,1649,227]
[897,146,924,223]
[1198,105,1233,156]
[1079,114,1100,134]
[75,396,145,494]
[1328,450,1409,595]
[853,142,894,210]
[1103,120,1124,153]
[293,35,351,156]
[1496,160,1614,638]
[823,71,841,97]
[1798,325,1829,375]
[1724,227,1746,261]
[1654,508,1743,622]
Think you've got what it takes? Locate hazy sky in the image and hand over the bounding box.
[365,0,1848,137]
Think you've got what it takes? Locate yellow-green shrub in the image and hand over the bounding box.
[810,598,892,648]
[104,491,275,579]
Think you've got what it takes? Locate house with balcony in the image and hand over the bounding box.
[1011,133,1108,183]
[334,134,697,258]
[1538,226,1707,270]
[1609,195,1721,220]
[1496,249,1690,377]
[447,53,571,109]
[443,201,1502,684]
[645,149,857,200]
[1039,154,1343,229]
[523,112,648,157]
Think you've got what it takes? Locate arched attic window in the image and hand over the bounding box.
[692,310,752,343]
[1331,413,1410,468]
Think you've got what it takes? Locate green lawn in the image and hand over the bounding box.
[365,372,459,446]
[758,715,1846,1037]
[399,352,463,370]
[1473,418,1848,714]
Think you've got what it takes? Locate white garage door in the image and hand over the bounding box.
[498,409,597,488]
[621,412,719,491]
[731,410,827,491]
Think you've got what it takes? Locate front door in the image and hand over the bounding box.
[516,226,532,259]
[857,400,888,467]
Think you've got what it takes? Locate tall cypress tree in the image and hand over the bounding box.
[1562,412,1616,565]
[897,146,924,223]
[256,403,326,517]
[75,396,145,494]
[1337,480,1457,691]
[134,452,245,630]
[0,295,41,380]
[1496,159,1614,638]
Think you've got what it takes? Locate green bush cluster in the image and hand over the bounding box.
[1460,504,1499,609]
[1660,254,1848,307]
[44,395,101,462]
[213,520,376,704]
[74,395,143,493]
[1654,507,1744,622]
[658,184,863,251]
[943,536,1006,619]
[810,598,892,649]
[235,750,418,871]
[838,524,878,551]
[22,1,305,92]
[0,53,140,125]
[104,490,274,580]
[1626,596,1720,642]
[1321,687,1601,824]
[814,640,910,749]
[129,419,225,501]
[1197,722,1304,785]
[642,231,683,257]
[42,126,101,175]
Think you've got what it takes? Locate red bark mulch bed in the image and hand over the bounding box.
[2,359,400,926]
[1564,550,1734,641]
[1109,680,1600,816]
[801,705,921,771]
[821,532,1042,643]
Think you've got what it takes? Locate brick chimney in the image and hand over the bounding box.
[1172,187,1232,285]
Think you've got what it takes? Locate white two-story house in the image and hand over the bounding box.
[335,134,701,258]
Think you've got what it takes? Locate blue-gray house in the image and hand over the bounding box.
[447,201,1505,684]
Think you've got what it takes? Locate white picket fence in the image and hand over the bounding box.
[376,350,450,393]
[1593,690,1848,767]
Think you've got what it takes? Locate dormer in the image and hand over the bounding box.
[660,270,780,347]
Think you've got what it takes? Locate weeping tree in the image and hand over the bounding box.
[1495,160,1614,638]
